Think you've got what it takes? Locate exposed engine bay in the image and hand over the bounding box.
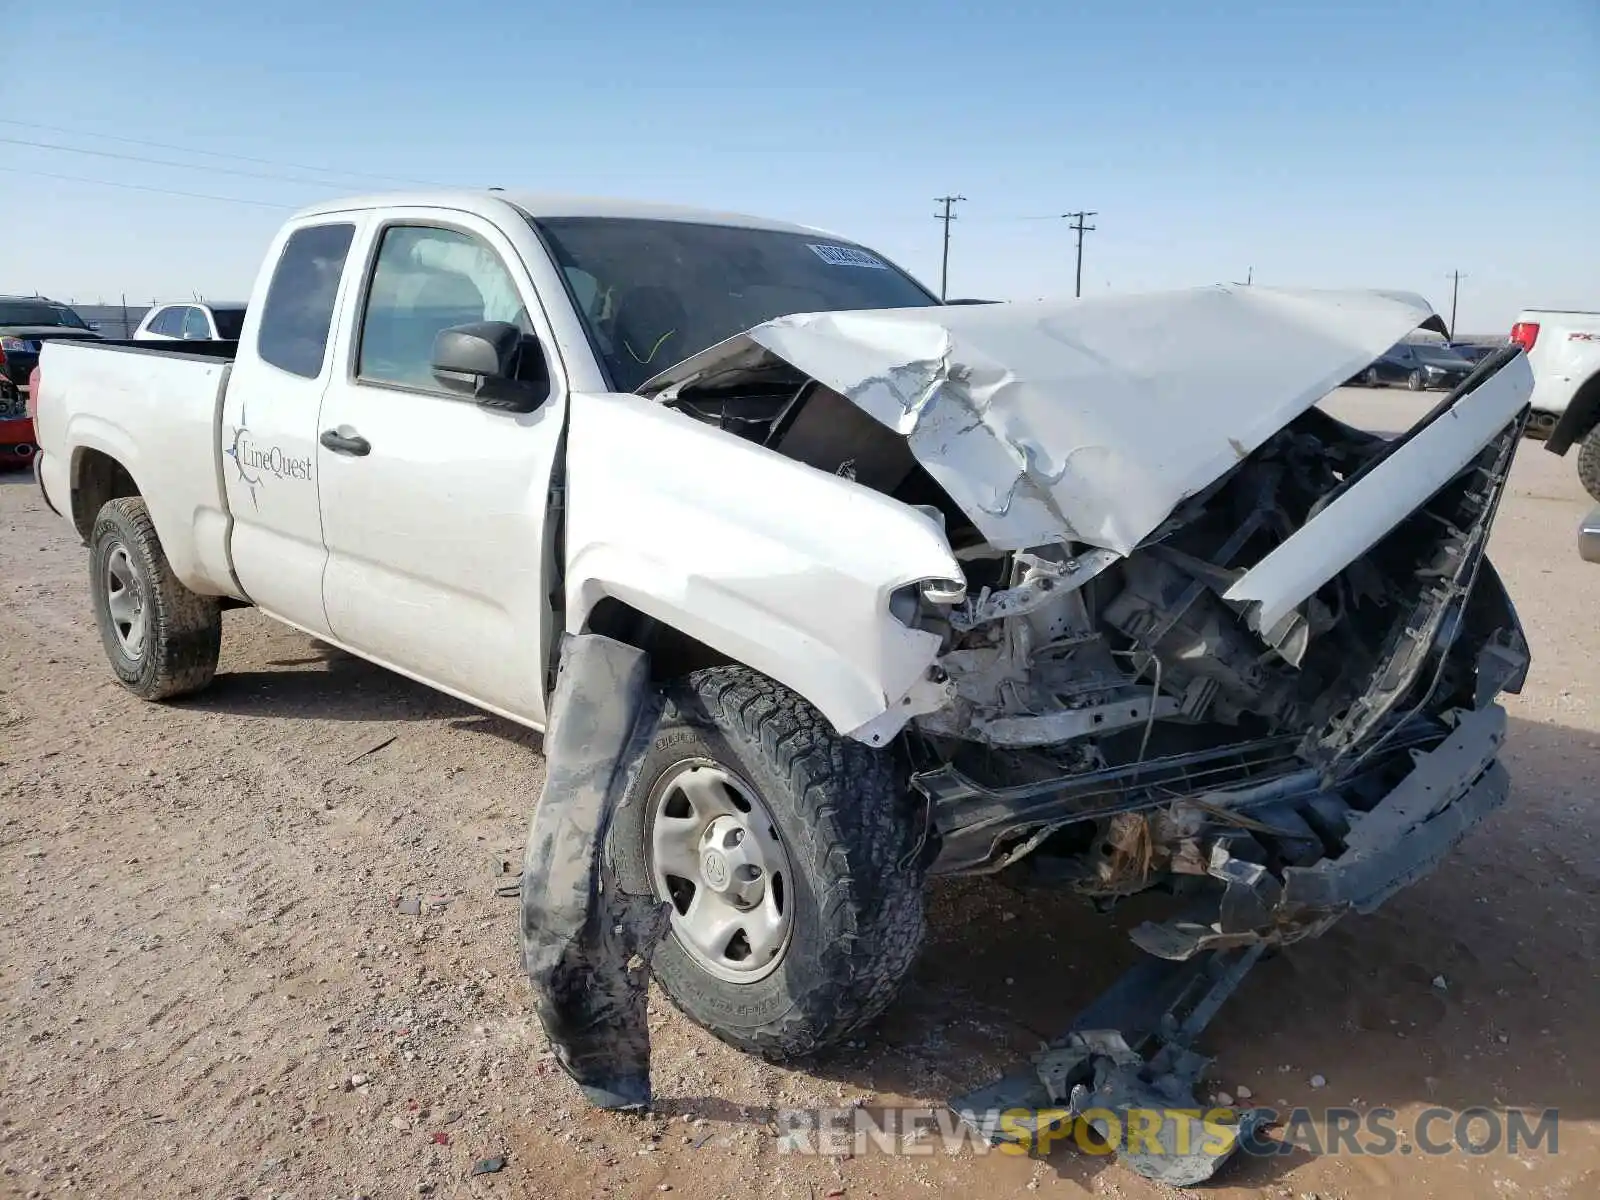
[659,349,1531,909]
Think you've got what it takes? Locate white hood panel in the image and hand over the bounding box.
[650,286,1444,555]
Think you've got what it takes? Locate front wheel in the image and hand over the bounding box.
[1407,369,1424,391]
[610,666,927,1059]
[89,497,222,700]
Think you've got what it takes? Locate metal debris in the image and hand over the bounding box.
[951,945,1267,1186]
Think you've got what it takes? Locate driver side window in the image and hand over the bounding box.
[357,225,529,392]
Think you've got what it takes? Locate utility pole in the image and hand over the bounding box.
[933,194,965,300]
[1062,211,1098,298]
[1447,270,1467,339]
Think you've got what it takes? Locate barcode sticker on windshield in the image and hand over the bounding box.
[808,243,888,269]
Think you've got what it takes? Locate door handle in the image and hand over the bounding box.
[320,429,371,457]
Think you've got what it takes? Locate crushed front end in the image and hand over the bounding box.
[641,289,1532,1182]
[935,348,1532,1185]
[912,348,1531,959]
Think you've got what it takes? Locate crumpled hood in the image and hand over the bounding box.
[643,286,1447,556]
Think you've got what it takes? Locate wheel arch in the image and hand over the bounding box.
[1547,369,1600,455]
[69,446,142,543]
[581,596,735,683]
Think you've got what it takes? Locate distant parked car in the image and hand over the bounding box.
[1356,341,1475,391]
[1,297,101,465]
[133,302,248,342]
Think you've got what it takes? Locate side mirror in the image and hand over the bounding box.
[432,321,550,413]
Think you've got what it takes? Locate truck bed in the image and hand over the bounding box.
[34,337,243,600]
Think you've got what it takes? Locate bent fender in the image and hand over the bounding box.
[563,391,961,741]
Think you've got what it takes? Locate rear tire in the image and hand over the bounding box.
[610,666,927,1059]
[89,497,222,700]
[1578,424,1600,505]
[1363,366,1380,387]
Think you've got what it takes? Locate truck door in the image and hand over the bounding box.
[221,217,367,635]
[314,211,567,727]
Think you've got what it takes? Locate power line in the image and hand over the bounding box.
[933,194,966,301]
[0,134,395,192]
[1061,211,1098,299]
[0,118,442,188]
[0,165,293,209]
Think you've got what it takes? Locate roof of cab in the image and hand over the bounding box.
[289,189,830,237]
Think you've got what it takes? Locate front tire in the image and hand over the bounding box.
[1407,369,1424,391]
[610,666,927,1059]
[89,497,222,700]
[1578,423,1600,504]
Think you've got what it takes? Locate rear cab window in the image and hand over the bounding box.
[256,223,358,378]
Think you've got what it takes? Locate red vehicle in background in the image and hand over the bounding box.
[2,296,104,470]
[2,296,102,467]
[0,372,37,468]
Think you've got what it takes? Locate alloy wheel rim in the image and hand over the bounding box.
[104,543,148,660]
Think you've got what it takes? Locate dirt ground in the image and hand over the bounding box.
[3,388,1598,1200]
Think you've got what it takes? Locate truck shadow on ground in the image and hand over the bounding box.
[180,637,544,751]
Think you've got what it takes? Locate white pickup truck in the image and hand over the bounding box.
[1510,308,1600,500]
[34,190,1535,1066]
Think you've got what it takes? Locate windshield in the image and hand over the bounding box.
[530,217,938,391]
[0,300,89,328]
[211,306,247,339]
[1414,345,1470,366]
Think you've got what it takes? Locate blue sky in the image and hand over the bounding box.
[1,0,1595,331]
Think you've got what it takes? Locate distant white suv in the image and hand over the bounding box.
[133,302,248,342]
[1511,309,1600,501]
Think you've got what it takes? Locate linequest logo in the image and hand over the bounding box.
[229,428,312,484]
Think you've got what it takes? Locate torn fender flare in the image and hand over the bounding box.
[519,634,670,1110]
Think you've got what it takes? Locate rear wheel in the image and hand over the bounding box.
[1363,366,1380,387]
[610,666,927,1059]
[89,497,221,700]
[1578,423,1600,504]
